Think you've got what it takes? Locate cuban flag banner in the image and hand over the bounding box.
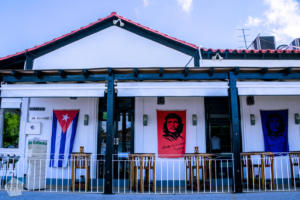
[50,110,79,167]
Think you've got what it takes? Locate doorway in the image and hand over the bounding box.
[97,97,135,156]
[205,97,231,153]
[97,97,134,179]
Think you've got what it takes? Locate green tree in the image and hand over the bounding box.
[3,110,20,148]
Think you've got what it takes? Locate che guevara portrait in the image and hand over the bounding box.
[260,110,289,152]
[157,110,186,158]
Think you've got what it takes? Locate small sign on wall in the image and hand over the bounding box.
[29,107,46,111]
[25,122,41,135]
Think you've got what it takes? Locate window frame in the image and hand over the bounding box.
[0,108,21,149]
[0,98,23,152]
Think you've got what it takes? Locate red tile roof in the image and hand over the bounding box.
[201,48,300,54]
[0,12,198,62]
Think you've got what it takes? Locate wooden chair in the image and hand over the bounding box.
[71,152,91,192]
[241,152,275,190]
[129,153,156,192]
[184,153,213,191]
[240,152,253,188]
[260,152,275,190]
[289,151,300,186]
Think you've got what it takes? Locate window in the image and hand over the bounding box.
[0,108,21,148]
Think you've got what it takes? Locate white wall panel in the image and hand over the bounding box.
[134,97,205,180]
[33,26,193,69]
[1,83,105,97]
[240,96,300,152]
[237,82,300,95]
[25,97,98,178]
[1,98,22,108]
[117,82,228,97]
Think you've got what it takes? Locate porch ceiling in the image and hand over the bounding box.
[0,67,300,83]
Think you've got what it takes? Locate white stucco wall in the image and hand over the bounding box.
[134,97,206,180]
[135,97,206,154]
[25,97,99,179]
[33,26,193,69]
[240,96,300,152]
[240,96,300,179]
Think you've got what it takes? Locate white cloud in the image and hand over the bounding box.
[245,0,300,44]
[177,0,193,13]
[264,0,300,44]
[143,0,149,7]
[245,16,262,27]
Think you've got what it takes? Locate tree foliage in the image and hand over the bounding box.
[3,109,20,148]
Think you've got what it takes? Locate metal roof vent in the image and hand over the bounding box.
[250,35,276,50]
[290,38,300,49]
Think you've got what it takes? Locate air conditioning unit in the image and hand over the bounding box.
[250,36,276,50]
[25,140,47,190]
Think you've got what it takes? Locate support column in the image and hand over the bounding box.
[194,50,200,67]
[104,75,115,194]
[228,72,242,193]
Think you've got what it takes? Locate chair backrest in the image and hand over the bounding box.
[262,152,274,167]
[240,153,251,167]
[184,153,212,167]
[73,154,90,168]
[129,154,155,168]
[289,152,300,166]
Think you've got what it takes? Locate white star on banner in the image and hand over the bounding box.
[62,114,69,121]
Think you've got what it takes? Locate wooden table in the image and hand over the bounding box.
[184,153,213,191]
[240,152,274,190]
[129,153,155,192]
[71,152,91,192]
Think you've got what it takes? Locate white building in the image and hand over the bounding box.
[0,12,299,194]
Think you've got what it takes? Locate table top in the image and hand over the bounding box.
[71,152,92,155]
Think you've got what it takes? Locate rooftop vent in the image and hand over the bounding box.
[250,36,276,50]
[290,38,300,49]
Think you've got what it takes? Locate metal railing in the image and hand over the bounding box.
[112,153,234,194]
[4,152,299,194]
[0,154,105,193]
[241,152,300,192]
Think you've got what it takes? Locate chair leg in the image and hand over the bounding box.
[140,162,144,193]
[271,165,275,189]
[134,166,137,191]
[204,167,207,190]
[129,162,132,190]
[189,161,192,189]
[191,167,194,190]
[241,165,244,187]
[185,165,188,189]
[153,166,156,193]
[209,161,212,191]
[290,164,295,187]
[261,157,265,191]
[197,166,200,192]
[145,168,150,191]
[252,166,255,189]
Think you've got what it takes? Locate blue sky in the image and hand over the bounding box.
[1,0,300,58]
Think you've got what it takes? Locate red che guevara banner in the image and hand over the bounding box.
[157,110,186,158]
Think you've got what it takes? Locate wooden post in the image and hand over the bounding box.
[104,75,115,194]
[194,50,200,67]
[261,154,265,190]
[228,72,242,193]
